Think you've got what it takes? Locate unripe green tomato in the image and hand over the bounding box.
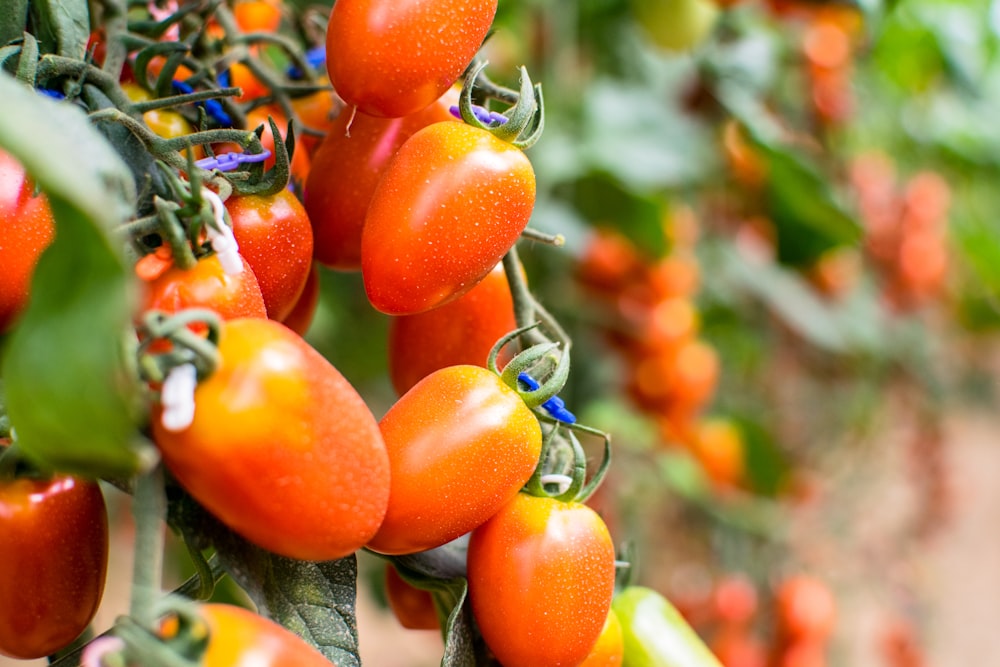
[612,586,722,667]
[632,0,719,53]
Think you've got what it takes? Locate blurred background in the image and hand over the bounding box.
[8,0,1000,665]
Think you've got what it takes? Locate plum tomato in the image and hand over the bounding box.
[0,149,55,334]
[361,121,535,315]
[0,474,108,659]
[387,262,516,395]
[325,0,497,118]
[467,493,617,667]
[151,318,390,561]
[384,564,440,631]
[194,603,333,667]
[366,365,542,555]
[227,189,314,321]
[303,94,456,271]
[142,253,267,322]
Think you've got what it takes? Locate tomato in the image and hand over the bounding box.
[467,493,616,667]
[581,608,625,667]
[280,262,320,336]
[195,603,332,667]
[362,121,536,315]
[367,365,541,555]
[151,318,390,561]
[232,0,282,33]
[325,0,497,118]
[246,106,312,184]
[384,564,439,631]
[774,576,836,642]
[227,190,314,321]
[612,586,723,667]
[121,83,202,156]
[632,0,719,53]
[290,88,338,156]
[0,473,108,659]
[0,149,55,334]
[387,262,515,395]
[303,94,456,271]
[143,254,268,322]
[229,61,269,103]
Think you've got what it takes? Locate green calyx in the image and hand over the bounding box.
[458,60,544,150]
[523,422,612,504]
[487,323,570,410]
[136,309,222,386]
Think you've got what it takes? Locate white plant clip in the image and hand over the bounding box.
[160,363,197,432]
[540,474,574,496]
[202,188,243,276]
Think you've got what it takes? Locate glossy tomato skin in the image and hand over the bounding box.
[0,149,55,334]
[384,564,440,631]
[362,121,535,315]
[468,493,616,667]
[325,0,497,118]
[581,608,625,667]
[152,318,390,561]
[387,262,515,395]
[304,96,456,271]
[367,365,542,555]
[280,262,320,336]
[227,190,314,321]
[143,254,267,321]
[197,603,332,667]
[0,475,109,659]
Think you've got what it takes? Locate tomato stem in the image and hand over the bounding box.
[130,463,167,630]
[520,227,565,246]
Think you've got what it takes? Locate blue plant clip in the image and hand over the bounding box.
[172,80,233,127]
[37,88,66,100]
[286,45,328,79]
[194,150,271,172]
[517,372,577,424]
[449,104,509,126]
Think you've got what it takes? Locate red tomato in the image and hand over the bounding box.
[151,318,390,561]
[0,474,108,659]
[232,0,282,33]
[367,365,542,555]
[290,89,338,156]
[362,121,535,315]
[468,493,616,667]
[196,603,333,667]
[325,0,497,118]
[775,576,836,642]
[280,263,320,336]
[387,262,515,395]
[580,608,625,667]
[143,254,268,321]
[0,149,55,333]
[227,190,314,321]
[303,95,456,271]
[384,564,439,631]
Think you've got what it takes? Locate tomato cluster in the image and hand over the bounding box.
[576,216,745,488]
[0,0,743,664]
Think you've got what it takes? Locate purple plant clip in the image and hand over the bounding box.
[517,372,577,424]
[195,150,272,172]
[449,104,509,126]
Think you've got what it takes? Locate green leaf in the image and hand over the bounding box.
[390,542,488,667]
[0,0,29,49]
[759,147,862,266]
[28,0,90,59]
[0,72,146,477]
[221,547,361,667]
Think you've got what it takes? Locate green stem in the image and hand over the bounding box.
[35,55,136,115]
[130,464,167,630]
[15,32,38,86]
[502,246,546,348]
[130,87,243,113]
[98,0,130,80]
[181,534,218,601]
[520,227,565,246]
